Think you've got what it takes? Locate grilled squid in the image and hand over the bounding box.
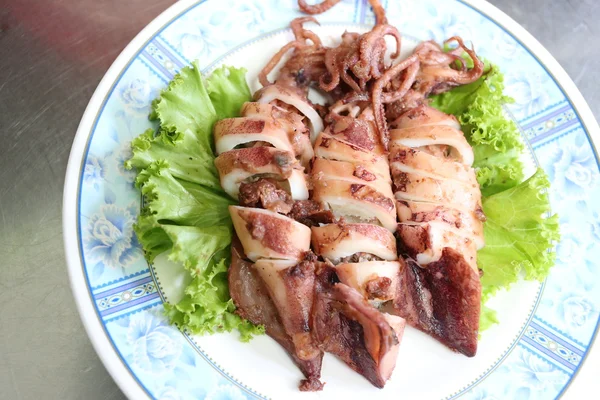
[257,17,325,142]
[255,85,324,143]
[312,223,399,302]
[228,239,323,392]
[390,105,484,262]
[312,265,405,388]
[308,100,404,387]
[386,96,484,356]
[311,223,397,263]
[254,256,321,361]
[229,206,312,262]
[214,19,333,388]
[217,0,492,388]
[312,112,397,232]
[214,147,309,200]
[214,105,314,168]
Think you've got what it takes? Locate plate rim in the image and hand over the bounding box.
[63,2,200,399]
[62,0,600,399]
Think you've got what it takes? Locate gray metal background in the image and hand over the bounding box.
[1,1,598,399]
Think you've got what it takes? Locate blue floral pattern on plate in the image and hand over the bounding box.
[74,0,600,398]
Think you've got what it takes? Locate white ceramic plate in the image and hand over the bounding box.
[63,1,600,399]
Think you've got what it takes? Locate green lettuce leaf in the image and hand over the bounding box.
[432,67,525,196]
[152,60,218,152]
[125,127,221,189]
[479,305,499,333]
[207,65,252,119]
[133,214,173,263]
[127,63,262,339]
[136,162,234,228]
[164,256,265,341]
[478,168,560,301]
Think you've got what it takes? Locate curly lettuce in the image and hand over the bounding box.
[126,62,263,341]
[479,169,560,300]
[432,66,525,196]
[432,67,559,330]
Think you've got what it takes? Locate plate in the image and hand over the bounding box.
[63,0,600,399]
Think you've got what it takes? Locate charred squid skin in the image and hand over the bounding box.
[394,251,481,357]
[227,207,325,390]
[253,254,322,362]
[228,238,324,391]
[312,264,403,388]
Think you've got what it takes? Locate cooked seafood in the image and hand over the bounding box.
[380,54,485,356]
[214,147,309,200]
[311,111,397,233]
[213,0,489,389]
[215,29,328,388]
[388,106,484,265]
[308,85,403,386]
[335,261,401,302]
[312,265,404,388]
[311,223,397,263]
[213,105,314,167]
[255,85,324,143]
[254,254,321,360]
[228,239,324,391]
[229,206,312,262]
[257,17,325,140]
[393,252,481,357]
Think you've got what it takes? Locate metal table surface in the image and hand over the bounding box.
[1,1,598,399]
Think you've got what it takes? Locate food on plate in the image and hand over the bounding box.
[311,223,397,263]
[127,0,559,392]
[229,206,312,261]
[229,238,324,391]
[215,0,486,383]
[312,264,405,388]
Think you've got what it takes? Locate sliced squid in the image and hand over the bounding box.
[229,206,311,261]
[240,101,306,127]
[314,132,391,179]
[311,223,397,262]
[312,266,402,389]
[389,104,461,130]
[228,239,323,389]
[253,257,321,361]
[389,143,476,184]
[393,251,481,357]
[214,147,308,200]
[388,104,484,356]
[380,313,406,374]
[397,200,484,249]
[255,84,324,143]
[240,101,278,117]
[214,117,313,166]
[214,117,292,153]
[383,313,406,343]
[390,125,474,166]
[312,179,397,232]
[335,261,401,302]
[391,169,482,211]
[313,158,394,196]
[327,116,386,156]
[397,222,478,272]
